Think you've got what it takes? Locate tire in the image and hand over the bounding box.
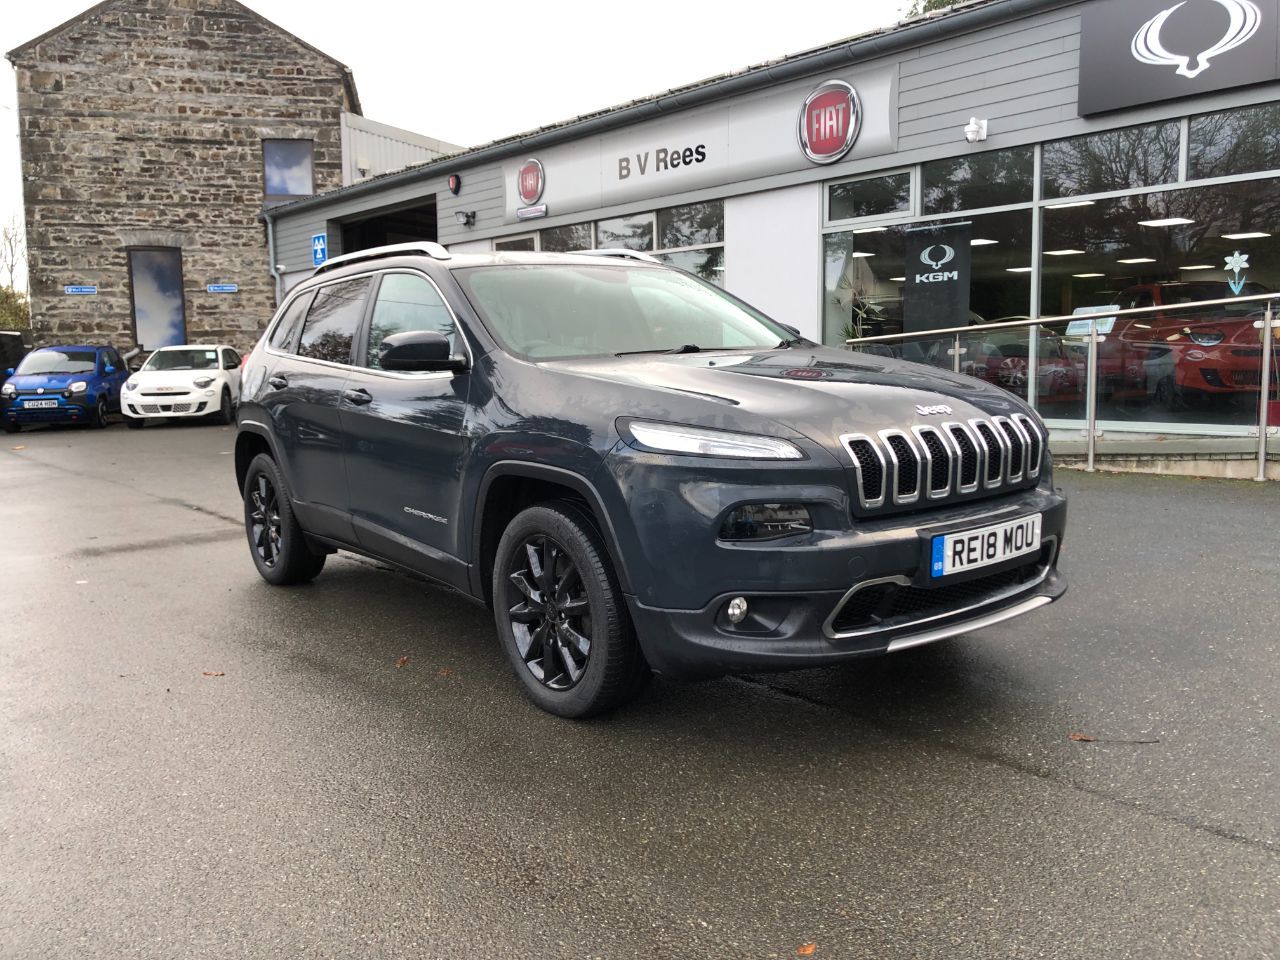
[124,416,144,430]
[213,388,233,426]
[90,396,108,429]
[242,452,326,586]
[492,501,649,718]
[2,421,18,434]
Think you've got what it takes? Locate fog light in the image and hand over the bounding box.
[726,597,749,624]
[720,503,813,541]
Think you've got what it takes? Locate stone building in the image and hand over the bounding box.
[6,0,450,352]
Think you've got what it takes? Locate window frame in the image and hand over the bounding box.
[262,138,316,203]
[494,233,539,252]
[125,245,187,350]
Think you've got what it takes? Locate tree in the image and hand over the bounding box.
[0,217,28,330]
[907,0,952,15]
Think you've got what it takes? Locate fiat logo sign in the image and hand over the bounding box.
[517,159,545,206]
[798,80,862,164]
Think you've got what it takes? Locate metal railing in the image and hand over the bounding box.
[845,293,1279,480]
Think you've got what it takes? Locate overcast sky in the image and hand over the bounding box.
[0,0,913,289]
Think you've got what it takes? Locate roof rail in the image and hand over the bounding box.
[573,248,661,264]
[314,241,452,274]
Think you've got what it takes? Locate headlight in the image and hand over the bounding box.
[125,379,139,391]
[69,381,88,394]
[1,383,14,397]
[192,376,215,388]
[1186,330,1224,347]
[628,422,805,460]
[720,503,813,541]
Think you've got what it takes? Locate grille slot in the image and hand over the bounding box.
[842,415,1046,512]
[883,433,920,500]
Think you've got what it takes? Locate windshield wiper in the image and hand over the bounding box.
[616,344,703,356]
[776,337,807,348]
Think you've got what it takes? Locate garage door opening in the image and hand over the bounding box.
[340,197,437,252]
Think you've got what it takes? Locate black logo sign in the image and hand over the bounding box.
[903,222,972,334]
[1079,0,1280,115]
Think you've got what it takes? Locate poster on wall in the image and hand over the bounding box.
[903,221,972,334]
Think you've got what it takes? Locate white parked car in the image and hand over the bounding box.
[121,344,242,428]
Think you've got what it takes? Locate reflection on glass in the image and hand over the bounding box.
[263,140,314,198]
[922,147,1033,214]
[367,274,454,369]
[828,173,910,221]
[596,214,654,251]
[494,236,536,251]
[656,247,724,286]
[538,223,593,252]
[297,277,371,364]
[823,210,1032,347]
[127,248,186,350]
[1189,103,1280,179]
[657,202,724,248]
[1042,122,1179,199]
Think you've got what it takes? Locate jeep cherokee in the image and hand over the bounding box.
[235,242,1066,717]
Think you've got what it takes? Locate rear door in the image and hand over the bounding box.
[339,270,472,587]
[261,275,373,541]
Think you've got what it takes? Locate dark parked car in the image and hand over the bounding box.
[0,330,32,389]
[2,343,129,432]
[235,244,1067,717]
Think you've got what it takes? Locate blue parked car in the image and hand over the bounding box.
[1,344,130,433]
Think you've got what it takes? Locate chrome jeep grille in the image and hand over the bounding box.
[842,414,1043,511]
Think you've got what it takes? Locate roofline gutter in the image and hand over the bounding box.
[262,0,1076,223]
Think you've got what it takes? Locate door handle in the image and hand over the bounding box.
[268,375,288,390]
[342,387,373,406]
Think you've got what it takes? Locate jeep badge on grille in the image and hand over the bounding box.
[915,404,953,416]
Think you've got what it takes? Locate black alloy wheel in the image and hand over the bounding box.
[91,396,108,428]
[241,452,326,586]
[493,502,649,718]
[248,472,283,569]
[215,389,233,425]
[507,534,592,690]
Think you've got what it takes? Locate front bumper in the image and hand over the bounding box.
[2,395,95,425]
[122,392,214,418]
[624,485,1067,679]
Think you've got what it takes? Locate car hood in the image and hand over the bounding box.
[6,372,93,391]
[543,346,1034,447]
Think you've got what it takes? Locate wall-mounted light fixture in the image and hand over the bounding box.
[964,117,988,143]
[455,210,476,227]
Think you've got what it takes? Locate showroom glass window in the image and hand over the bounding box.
[922,147,1033,215]
[1041,122,1180,199]
[827,172,910,221]
[126,248,187,350]
[296,277,371,364]
[1189,103,1280,179]
[263,140,314,203]
[538,223,593,252]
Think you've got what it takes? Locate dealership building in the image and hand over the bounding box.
[266,0,1280,441]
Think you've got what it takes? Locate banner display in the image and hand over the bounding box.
[903,221,973,334]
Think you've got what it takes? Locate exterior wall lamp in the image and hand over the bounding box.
[964,117,989,143]
[455,210,476,226]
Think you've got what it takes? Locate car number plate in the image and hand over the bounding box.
[24,399,58,408]
[930,514,1041,578]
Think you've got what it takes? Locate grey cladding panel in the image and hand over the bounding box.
[899,104,1073,152]
[899,13,1081,79]
[900,69,1077,121]
[438,164,505,243]
[900,51,1078,107]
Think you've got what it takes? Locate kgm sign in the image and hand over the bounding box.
[516,159,545,206]
[917,244,958,282]
[798,80,862,164]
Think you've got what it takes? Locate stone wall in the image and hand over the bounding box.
[9,0,355,352]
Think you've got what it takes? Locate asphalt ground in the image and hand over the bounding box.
[1,420,1276,960]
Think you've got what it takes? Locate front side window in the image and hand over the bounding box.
[296,277,371,365]
[365,274,455,369]
[127,248,186,350]
[263,139,314,202]
[454,264,787,359]
[15,349,98,375]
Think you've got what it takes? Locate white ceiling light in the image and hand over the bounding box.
[1046,200,1096,209]
[1073,273,1106,278]
[1044,249,1086,256]
[1180,264,1215,271]
[890,276,906,282]
[852,226,888,234]
[970,238,999,246]
[1137,217,1195,227]
[849,251,875,258]
[1006,267,1033,273]
[1117,257,1156,264]
[1222,231,1271,240]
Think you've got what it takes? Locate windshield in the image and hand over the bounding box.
[453,263,791,359]
[15,349,97,375]
[142,348,220,371]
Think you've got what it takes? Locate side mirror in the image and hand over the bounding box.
[4,368,12,376]
[379,330,467,373]
[104,365,116,375]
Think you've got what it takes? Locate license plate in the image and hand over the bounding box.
[24,399,58,409]
[931,514,1042,578]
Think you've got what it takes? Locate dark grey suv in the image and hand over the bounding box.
[235,243,1066,717]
